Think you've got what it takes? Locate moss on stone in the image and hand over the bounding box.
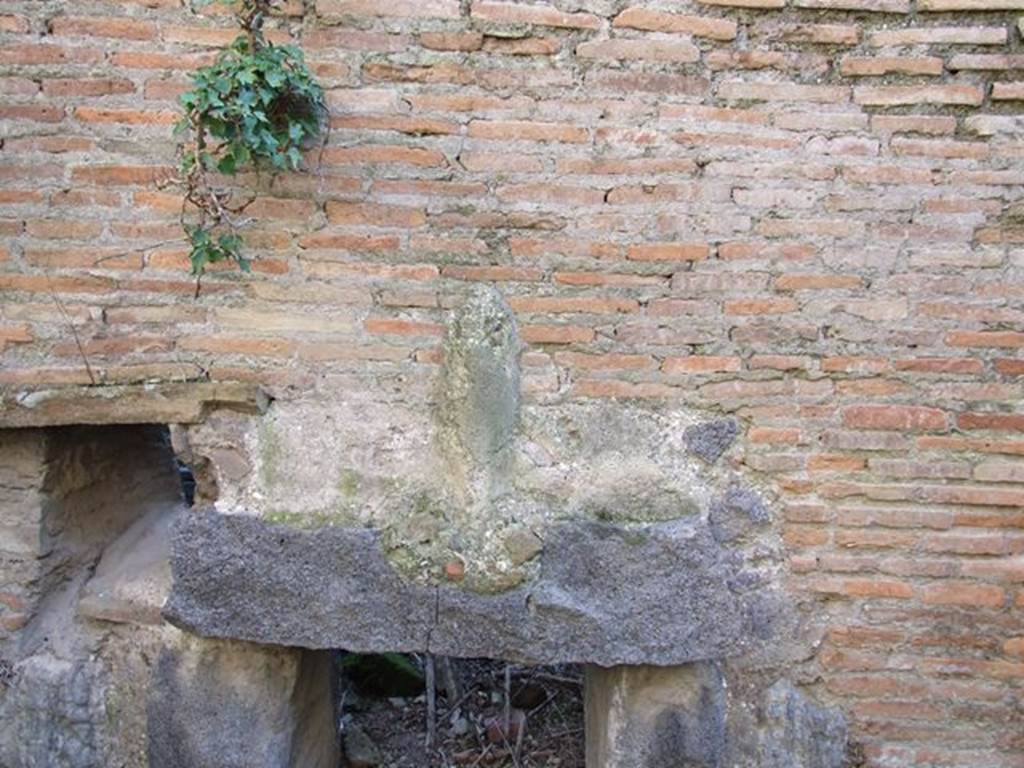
[263,509,353,529]
[336,467,361,499]
[257,420,283,490]
[590,488,700,524]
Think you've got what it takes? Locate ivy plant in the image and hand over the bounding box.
[175,0,326,281]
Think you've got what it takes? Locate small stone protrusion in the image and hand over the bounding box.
[503,528,544,566]
[684,418,739,464]
[444,560,466,582]
[709,485,772,544]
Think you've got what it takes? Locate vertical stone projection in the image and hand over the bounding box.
[438,285,521,507]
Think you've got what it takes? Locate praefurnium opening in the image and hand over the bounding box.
[338,653,584,767]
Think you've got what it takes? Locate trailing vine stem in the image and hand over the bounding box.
[174,0,326,290]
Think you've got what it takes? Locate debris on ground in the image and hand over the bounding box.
[339,655,585,768]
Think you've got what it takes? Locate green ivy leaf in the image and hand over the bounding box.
[178,2,325,280]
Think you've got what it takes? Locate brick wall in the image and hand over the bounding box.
[1,0,1023,764]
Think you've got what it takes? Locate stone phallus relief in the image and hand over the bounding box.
[167,287,800,669]
[165,288,853,764]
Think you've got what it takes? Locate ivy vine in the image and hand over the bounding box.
[176,0,326,281]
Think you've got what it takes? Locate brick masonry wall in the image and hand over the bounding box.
[1,0,1023,764]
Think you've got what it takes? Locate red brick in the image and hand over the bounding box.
[870,26,1006,45]
[1004,637,1024,658]
[554,352,656,371]
[809,454,866,472]
[74,106,174,124]
[111,50,214,69]
[24,248,141,270]
[894,358,984,375]
[0,77,38,96]
[0,105,64,122]
[785,526,830,547]
[460,152,544,173]
[420,31,484,51]
[855,85,984,106]
[179,336,296,357]
[992,82,1024,101]
[662,356,742,374]
[892,138,988,160]
[775,274,862,291]
[778,23,860,44]
[49,16,158,39]
[843,405,948,431]
[613,7,737,40]
[468,120,588,144]
[471,1,600,29]
[757,218,861,238]
[701,0,784,6]
[509,297,638,315]
[443,266,544,282]
[585,71,708,96]
[576,39,699,63]
[571,379,677,399]
[840,56,943,76]
[554,272,665,287]
[843,165,934,185]
[921,583,1006,608]
[948,331,1024,348]
[995,359,1024,376]
[324,146,446,167]
[0,325,33,345]
[725,298,798,315]
[482,36,559,55]
[497,184,604,206]
[750,427,802,444]
[364,318,442,337]
[0,43,106,66]
[521,325,595,344]
[607,184,700,204]
[374,179,486,199]
[71,165,172,186]
[808,578,914,599]
[957,412,1024,431]
[319,0,461,19]
[24,220,104,239]
[325,202,426,228]
[0,14,29,32]
[719,80,849,103]
[951,55,1024,71]
[796,0,909,10]
[299,233,400,252]
[305,262,438,282]
[871,115,957,136]
[627,243,709,262]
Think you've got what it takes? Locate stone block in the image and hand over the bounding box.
[78,503,177,626]
[584,665,849,767]
[147,636,338,768]
[585,664,727,768]
[0,383,269,429]
[684,418,740,463]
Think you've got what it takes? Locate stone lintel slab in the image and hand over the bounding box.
[164,508,783,667]
[0,383,269,429]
